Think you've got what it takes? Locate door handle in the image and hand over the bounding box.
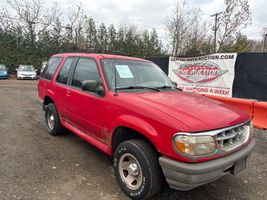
[66,90,71,97]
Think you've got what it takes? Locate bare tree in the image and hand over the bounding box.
[248,39,263,52]
[184,19,213,56]
[4,0,58,44]
[63,3,85,48]
[0,9,12,29]
[217,0,251,52]
[165,1,204,56]
[262,27,267,35]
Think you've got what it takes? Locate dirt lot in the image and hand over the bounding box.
[0,80,266,200]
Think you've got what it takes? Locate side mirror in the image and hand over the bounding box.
[82,80,104,96]
[172,81,178,87]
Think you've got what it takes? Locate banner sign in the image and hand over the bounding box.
[168,53,237,97]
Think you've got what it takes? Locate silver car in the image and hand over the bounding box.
[17,65,37,80]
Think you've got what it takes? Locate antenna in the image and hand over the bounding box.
[113,59,118,96]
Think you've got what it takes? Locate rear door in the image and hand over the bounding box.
[54,57,77,120]
[64,57,107,140]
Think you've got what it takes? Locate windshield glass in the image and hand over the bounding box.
[18,65,34,71]
[0,65,6,70]
[102,59,174,90]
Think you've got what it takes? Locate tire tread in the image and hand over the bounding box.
[114,139,162,199]
[45,103,64,136]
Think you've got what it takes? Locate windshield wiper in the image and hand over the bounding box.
[156,85,182,91]
[156,85,172,89]
[116,86,160,91]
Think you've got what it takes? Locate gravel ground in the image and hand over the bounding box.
[0,80,266,200]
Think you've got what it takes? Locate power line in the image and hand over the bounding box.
[211,12,223,53]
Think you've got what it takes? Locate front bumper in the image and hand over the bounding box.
[0,74,8,79]
[17,75,36,79]
[159,139,255,191]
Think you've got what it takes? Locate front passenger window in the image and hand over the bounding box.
[71,58,101,89]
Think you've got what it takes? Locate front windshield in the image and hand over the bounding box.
[102,59,174,89]
[18,65,34,71]
[0,65,6,70]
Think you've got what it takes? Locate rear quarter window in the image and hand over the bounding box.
[41,57,63,80]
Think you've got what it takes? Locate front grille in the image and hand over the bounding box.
[215,124,250,152]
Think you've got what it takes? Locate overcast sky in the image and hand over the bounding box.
[1,0,266,49]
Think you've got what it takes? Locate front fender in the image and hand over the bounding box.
[108,114,164,154]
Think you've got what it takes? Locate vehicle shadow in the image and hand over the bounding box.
[58,130,248,200]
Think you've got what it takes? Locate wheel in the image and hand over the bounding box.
[45,103,64,136]
[113,139,162,200]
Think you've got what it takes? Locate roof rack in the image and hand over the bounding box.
[83,48,132,56]
[55,49,133,57]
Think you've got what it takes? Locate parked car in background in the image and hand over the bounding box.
[38,53,255,199]
[17,65,37,80]
[0,64,8,79]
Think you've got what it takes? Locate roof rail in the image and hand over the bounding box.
[83,48,132,56]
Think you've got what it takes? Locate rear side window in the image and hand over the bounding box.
[41,57,63,80]
[71,58,100,88]
[56,57,74,84]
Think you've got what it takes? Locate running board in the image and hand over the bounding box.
[61,120,112,156]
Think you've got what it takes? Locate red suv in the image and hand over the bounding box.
[38,53,255,199]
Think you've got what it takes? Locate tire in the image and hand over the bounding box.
[113,139,162,200]
[45,103,64,136]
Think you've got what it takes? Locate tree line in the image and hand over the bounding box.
[0,1,165,72]
[0,0,266,73]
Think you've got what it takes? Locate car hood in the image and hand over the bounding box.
[120,91,249,132]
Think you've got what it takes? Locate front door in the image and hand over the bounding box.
[65,57,106,140]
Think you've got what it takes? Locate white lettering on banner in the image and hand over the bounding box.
[168,53,237,97]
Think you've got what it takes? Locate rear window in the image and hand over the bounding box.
[0,65,6,70]
[18,65,34,71]
[41,57,63,80]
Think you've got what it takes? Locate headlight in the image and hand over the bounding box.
[3,71,7,75]
[173,135,216,157]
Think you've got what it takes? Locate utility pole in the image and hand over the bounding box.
[29,21,36,46]
[211,12,223,53]
[263,34,267,52]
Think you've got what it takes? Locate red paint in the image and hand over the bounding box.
[38,53,250,163]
